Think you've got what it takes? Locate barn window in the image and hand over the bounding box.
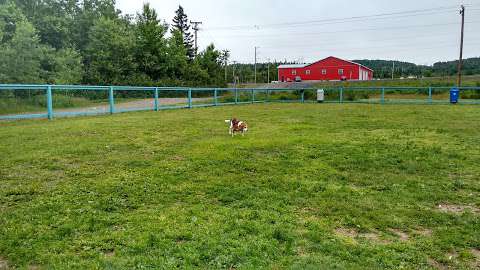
[322,69,327,75]
[292,70,297,75]
[306,70,311,75]
[338,69,344,75]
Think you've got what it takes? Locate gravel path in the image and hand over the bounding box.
[1,98,212,118]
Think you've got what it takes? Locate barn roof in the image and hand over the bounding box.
[277,57,373,72]
[277,64,308,69]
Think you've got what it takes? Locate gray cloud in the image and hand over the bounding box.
[116,0,480,65]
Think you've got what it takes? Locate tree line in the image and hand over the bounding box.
[226,58,480,84]
[0,0,230,87]
[349,58,480,79]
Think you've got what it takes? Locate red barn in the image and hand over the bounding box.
[277,56,373,82]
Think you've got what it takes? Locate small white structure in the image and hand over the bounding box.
[317,89,325,103]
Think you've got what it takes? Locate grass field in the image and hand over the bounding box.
[1,104,479,269]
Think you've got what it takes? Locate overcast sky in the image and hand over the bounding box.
[116,0,480,65]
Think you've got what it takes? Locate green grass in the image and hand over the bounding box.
[0,95,152,115]
[1,104,480,269]
[0,95,106,115]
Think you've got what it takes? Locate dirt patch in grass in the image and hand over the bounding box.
[427,258,448,270]
[446,251,458,261]
[171,155,185,161]
[103,250,115,257]
[359,232,391,244]
[296,246,308,258]
[437,204,480,214]
[335,228,358,239]
[470,249,480,268]
[388,229,409,242]
[470,249,480,258]
[414,228,433,237]
[335,228,390,244]
[0,257,8,270]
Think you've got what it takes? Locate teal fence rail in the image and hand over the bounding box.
[1,84,479,120]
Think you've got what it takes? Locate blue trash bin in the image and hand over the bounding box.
[450,88,459,104]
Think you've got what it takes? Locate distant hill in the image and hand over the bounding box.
[354,58,480,78]
[431,58,480,76]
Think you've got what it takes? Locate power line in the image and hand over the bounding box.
[261,32,457,49]
[208,10,459,32]
[190,21,203,56]
[262,32,452,48]
[264,42,480,61]
[254,46,259,84]
[212,20,480,39]
[203,5,463,31]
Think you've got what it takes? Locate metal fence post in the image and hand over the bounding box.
[428,87,433,104]
[46,85,53,120]
[154,87,159,111]
[381,88,385,104]
[267,90,270,103]
[252,89,255,103]
[235,88,238,104]
[214,89,218,106]
[340,87,344,103]
[109,86,115,114]
[188,88,192,108]
[301,90,305,103]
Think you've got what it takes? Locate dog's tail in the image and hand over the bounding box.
[224,120,231,123]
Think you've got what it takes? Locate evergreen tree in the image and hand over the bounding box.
[196,44,223,86]
[135,3,168,81]
[171,5,194,60]
[165,29,189,80]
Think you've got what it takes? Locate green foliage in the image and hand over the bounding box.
[433,58,480,76]
[49,48,84,84]
[0,1,83,84]
[135,3,168,82]
[0,1,228,87]
[0,6,43,83]
[84,17,136,85]
[196,44,225,86]
[165,29,189,80]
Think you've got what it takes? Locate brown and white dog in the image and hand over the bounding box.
[225,118,248,137]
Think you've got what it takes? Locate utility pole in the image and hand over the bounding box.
[267,58,270,84]
[223,50,230,82]
[232,61,238,87]
[190,21,202,56]
[457,5,465,87]
[391,61,395,80]
[254,46,259,84]
[225,60,228,81]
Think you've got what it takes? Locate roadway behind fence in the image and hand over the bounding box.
[1,84,479,120]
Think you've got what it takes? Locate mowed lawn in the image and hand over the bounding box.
[1,104,479,269]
